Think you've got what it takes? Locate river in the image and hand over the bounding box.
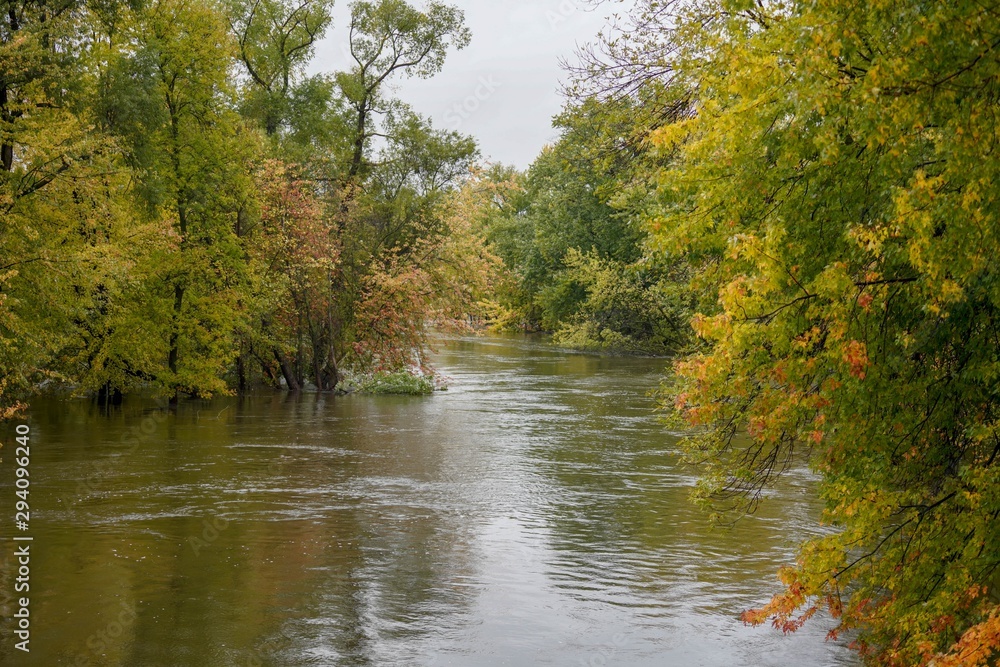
[2,334,856,666]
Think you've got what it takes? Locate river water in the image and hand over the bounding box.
[2,335,856,666]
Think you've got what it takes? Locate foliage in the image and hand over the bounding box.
[551,249,690,355]
[120,0,250,401]
[244,159,340,391]
[335,0,471,179]
[428,167,514,328]
[478,104,692,354]
[358,369,433,395]
[227,0,334,137]
[0,0,110,414]
[0,0,482,411]
[230,0,478,392]
[631,0,1000,663]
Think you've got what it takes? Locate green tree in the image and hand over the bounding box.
[336,0,471,179]
[0,0,487,408]
[266,0,475,389]
[479,108,690,353]
[98,0,256,401]
[0,0,100,414]
[644,0,1000,664]
[226,0,334,137]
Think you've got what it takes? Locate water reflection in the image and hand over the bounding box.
[2,334,855,666]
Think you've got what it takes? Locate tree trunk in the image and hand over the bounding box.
[1,83,12,172]
[275,349,300,392]
[348,103,368,179]
[168,282,184,404]
[167,106,187,405]
[324,355,340,393]
[237,348,247,392]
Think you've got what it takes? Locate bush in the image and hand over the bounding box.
[358,370,434,395]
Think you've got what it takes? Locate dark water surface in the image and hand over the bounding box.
[2,335,856,666]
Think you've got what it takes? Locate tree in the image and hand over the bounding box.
[251,0,475,389]
[477,108,690,353]
[645,0,1000,664]
[0,0,96,415]
[0,0,488,409]
[226,0,334,137]
[100,0,255,401]
[0,0,83,177]
[336,0,471,179]
[246,160,340,391]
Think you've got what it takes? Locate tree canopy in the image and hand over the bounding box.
[0,0,487,408]
[6,1,1000,662]
[595,0,1000,663]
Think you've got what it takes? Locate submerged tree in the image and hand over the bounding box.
[247,160,340,391]
[0,0,484,406]
[133,0,252,401]
[0,0,108,414]
[228,0,477,390]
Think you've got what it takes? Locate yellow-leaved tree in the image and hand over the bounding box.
[636,0,1000,663]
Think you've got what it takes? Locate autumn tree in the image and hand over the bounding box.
[329,110,477,380]
[0,0,487,408]
[0,0,108,414]
[638,0,1000,664]
[93,0,258,402]
[351,166,506,370]
[245,160,340,391]
[236,0,476,389]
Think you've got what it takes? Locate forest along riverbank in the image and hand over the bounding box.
[8,335,855,666]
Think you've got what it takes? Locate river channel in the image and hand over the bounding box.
[2,335,856,666]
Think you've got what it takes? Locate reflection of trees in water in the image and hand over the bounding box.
[519,359,825,620]
[23,390,480,666]
[21,338,855,665]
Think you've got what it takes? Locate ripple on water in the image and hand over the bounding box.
[23,335,857,667]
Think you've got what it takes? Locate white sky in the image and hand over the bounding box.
[309,1,629,169]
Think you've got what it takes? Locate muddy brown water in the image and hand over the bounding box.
[1,334,856,666]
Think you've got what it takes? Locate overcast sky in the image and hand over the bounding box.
[309,1,628,169]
